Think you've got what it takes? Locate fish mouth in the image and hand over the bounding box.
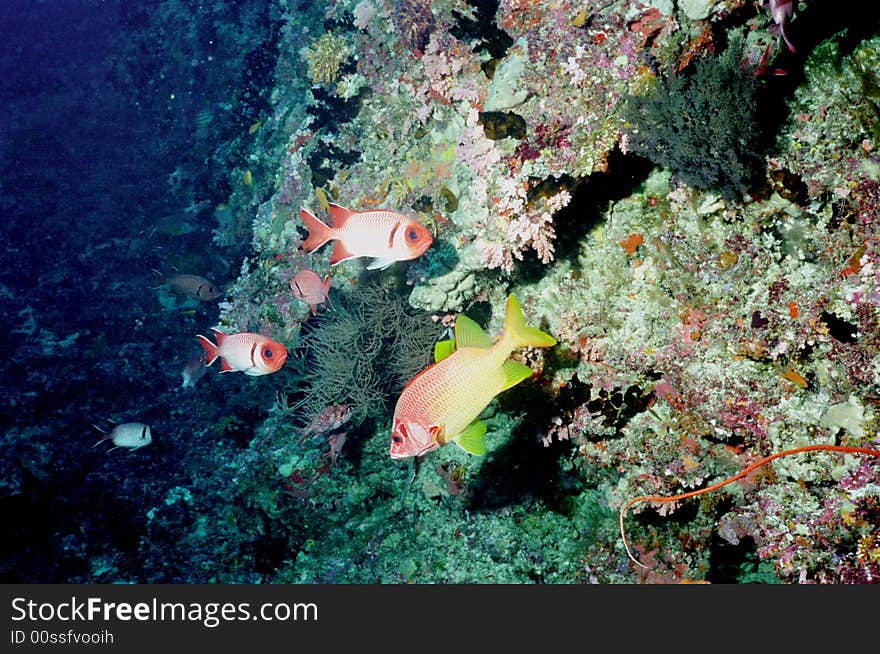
[388,436,437,459]
[414,239,432,256]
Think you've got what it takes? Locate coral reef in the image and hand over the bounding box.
[191,0,880,584]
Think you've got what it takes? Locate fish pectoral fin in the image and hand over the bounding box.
[499,359,534,392]
[454,315,492,349]
[366,257,394,270]
[452,420,487,456]
[433,338,456,362]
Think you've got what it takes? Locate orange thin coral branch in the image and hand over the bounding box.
[619,444,880,569]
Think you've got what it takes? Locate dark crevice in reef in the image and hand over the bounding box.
[749,1,880,163]
[707,533,780,584]
[305,87,366,186]
[820,311,859,344]
[468,371,653,513]
[452,0,513,67]
[514,147,655,284]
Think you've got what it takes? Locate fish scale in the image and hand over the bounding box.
[401,347,510,443]
[335,211,402,259]
[390,294,557,458]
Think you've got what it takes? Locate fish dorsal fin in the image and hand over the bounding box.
[452,420,487,455]
[210,328,226,346]
[434,338,456,362]
[454,315,491,349]
[499,359,534,392]
[328,203,355,229]
[366,257,394,270]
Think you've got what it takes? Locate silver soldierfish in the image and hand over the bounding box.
[153,270,221,302]
[92,422,153,452]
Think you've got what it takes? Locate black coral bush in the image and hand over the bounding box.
[283,283,442,429]
[623,38,764,201]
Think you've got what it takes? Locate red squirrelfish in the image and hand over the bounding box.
[92,422,152,452]
[301,403,353,440]
[390,294,556,459]
[299,203,433,270]
[195,328,288,376]
[290,268,331,315]
[767,0,795,53]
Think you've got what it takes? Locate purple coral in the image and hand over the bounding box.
[393,0,435,55]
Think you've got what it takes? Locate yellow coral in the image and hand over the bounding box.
[304,32,351,86]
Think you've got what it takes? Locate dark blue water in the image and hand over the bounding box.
[0,0,280,582]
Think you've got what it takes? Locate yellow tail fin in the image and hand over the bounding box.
[502,294,556,350]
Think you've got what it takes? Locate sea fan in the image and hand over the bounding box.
[282,284,443,427]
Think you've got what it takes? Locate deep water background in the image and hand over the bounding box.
[0,0,284,582]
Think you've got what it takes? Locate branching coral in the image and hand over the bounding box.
[622,36,764,201]
[393,0,436,55]
[303,31,351,86]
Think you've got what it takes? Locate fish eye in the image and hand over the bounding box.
[264,348,273,358]
[392,434,403,444]
[406,228,419,241]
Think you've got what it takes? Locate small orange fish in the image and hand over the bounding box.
[390,294,556,459]
[195,328,288,376]
[299,203,433,270]
[301,404,352,440]
[92,422,152,452]
[154,270,221,302]
[290,269,331,315]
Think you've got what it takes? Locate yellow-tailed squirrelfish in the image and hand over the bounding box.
[195,329,288,376]
[390,294,556,459]
[299,203,432,270]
